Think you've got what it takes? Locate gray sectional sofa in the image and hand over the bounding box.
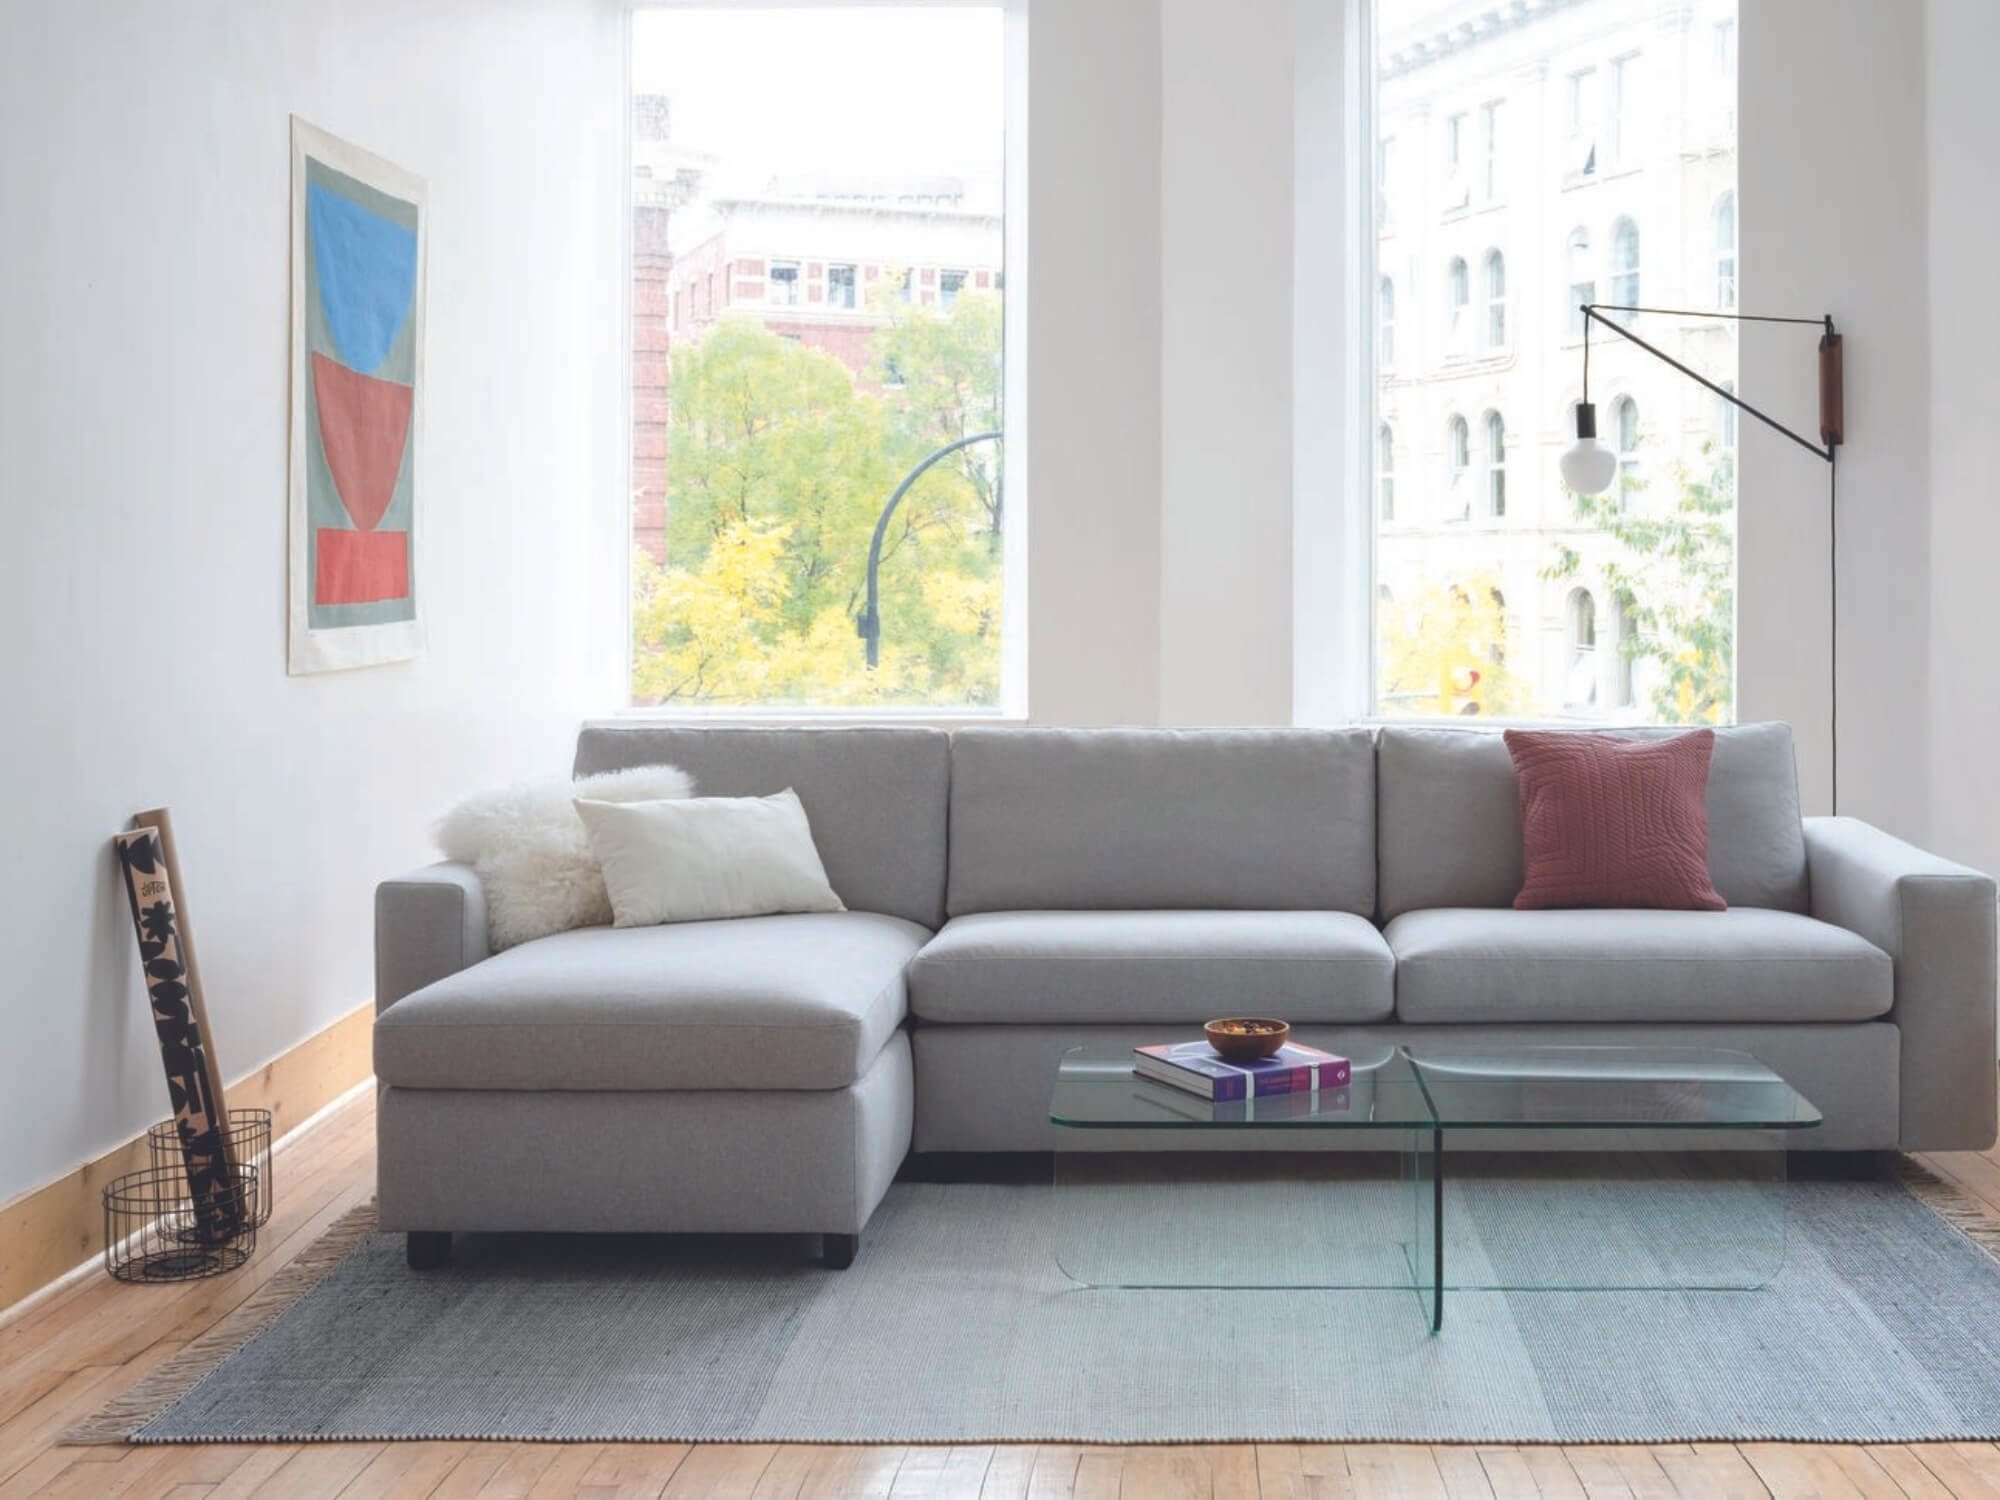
[373,723,1998,1269]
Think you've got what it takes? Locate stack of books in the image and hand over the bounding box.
[1133,1039,1351,1103]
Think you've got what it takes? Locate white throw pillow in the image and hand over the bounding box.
[434,765,695,950]
[574,789,846,927]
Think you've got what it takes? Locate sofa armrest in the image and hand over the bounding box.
[1805,816,1997,1150]
[376,862,489,1015]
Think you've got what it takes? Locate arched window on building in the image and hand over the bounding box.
[1614,591,1639,709]
[1485,411,1507,518]
[1447,414,1470,518]
[1614,395,1641,503]
[1447,257,1469,350]
[1566,588,1599,706]
[1378,423,1396,521]
[1715,192,1737,310]
[1484,249,1507,349]
[1567,227,1594,337]
[1610,217,1640,316]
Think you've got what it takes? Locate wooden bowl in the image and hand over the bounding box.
[1204,1017,1290,1062]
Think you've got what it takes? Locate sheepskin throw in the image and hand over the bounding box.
[434,765,695,951]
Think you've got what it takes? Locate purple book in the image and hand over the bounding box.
[1133,1041,1353,1102]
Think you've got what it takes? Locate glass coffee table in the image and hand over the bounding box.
[1049,1042,1822,1331]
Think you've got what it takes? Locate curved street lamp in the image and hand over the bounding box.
[856,429,1003,669]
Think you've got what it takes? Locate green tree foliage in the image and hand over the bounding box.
[1544,447,1736,724]
[633,292,1004,706]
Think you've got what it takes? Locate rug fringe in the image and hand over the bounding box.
[64,1200,379,1445]
[1897,1156,2000,1266]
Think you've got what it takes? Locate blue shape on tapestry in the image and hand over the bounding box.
[308,182,418,376]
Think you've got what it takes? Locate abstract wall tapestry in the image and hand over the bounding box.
[288,117,427,673]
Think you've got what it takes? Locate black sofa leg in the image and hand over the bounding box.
[407,1231,452,1270]
[823,1233,858,1270]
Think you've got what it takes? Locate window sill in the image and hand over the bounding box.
[601,706,1024,729]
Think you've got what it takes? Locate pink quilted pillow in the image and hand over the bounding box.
[1503,729,1727,911]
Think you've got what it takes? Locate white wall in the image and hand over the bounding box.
[0,0,625,1207]
[1023,0,1163,725]
[1738,0,1931,834]
[1157,0,1296,726]
[1926,0,2000,878]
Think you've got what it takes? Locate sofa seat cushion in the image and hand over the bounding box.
[908,910,1395,1025]
[1386,907,1892,1024]
[374,911,927,1091]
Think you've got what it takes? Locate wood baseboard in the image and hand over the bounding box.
[0,1002,374,1316]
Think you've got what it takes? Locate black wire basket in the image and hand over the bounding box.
[103,1162,258,1283]
[148,1108,273,1229]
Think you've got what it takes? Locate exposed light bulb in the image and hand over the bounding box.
[1560,401,1618,496]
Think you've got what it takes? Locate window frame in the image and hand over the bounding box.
[1380,275,1397,370]
[827,261,858,310]
[1609,215,1639,315]
[1355,0,1739,732]
[1378,422,1396,523]
[1446,254,1470,353]
[1484,409,1506,519]
[1566,226,1595,338]
[621,0,1025,721]
[1714,191,1737,309]
[1483,247,1506,350]
[1446,412,1470,519]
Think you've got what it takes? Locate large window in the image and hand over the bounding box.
[1373,0,1737,724]
[630,9,1007,709]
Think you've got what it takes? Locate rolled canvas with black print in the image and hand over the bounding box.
[114,829,243,1243]
[132,808,230,1147]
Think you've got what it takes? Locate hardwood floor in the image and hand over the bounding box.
[8,1089,2000,1498]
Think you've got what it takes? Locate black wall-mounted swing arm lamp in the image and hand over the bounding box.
[1560,304,1842,491]
[1558,303,1847,806]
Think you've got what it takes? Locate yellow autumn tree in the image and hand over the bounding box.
[1377,576,1529,718]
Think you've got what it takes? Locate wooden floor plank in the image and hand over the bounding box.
[1649,1444,1770,1499]
[1562,1445,1639,1500]
[1211,1444,1264,1500]
[660,1442,778,1499]
[930,1447,996,1500]
[1825,1445,1923,1499]
[974,1445,1036,1500]
[340,1440,473,1499]
[200,1446,303,1499]
[1068,1448,1121,1500]
[1907,1443,2000,1500]
[1430,1446,1496,1499]
[1862,1444,1957,1499]
[1346,1444,1448,1500]
[1116,1446,1207,1500]
[255,1442,385,1499]
[573,1442,691,1500]
[1467,1447,1542,1500]
[1020,1444,1083,1500]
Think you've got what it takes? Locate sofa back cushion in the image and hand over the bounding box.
[946,727,1377,917]
[1375,721,1809,920]
[572,725,950,929]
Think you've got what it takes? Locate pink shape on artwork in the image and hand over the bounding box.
[315,528,410,605]
[312,351,414,532]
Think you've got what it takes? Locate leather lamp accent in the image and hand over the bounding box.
[1504,728,1727,912]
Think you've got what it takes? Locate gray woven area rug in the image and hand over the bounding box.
[77,1159,2000,1445]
